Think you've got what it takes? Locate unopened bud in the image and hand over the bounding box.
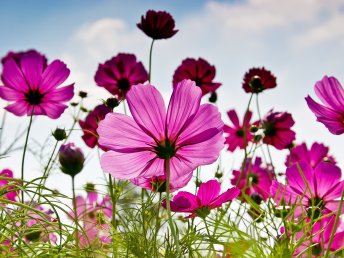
[59,143,85,177]
[208,92,217,103]
[52,128,66,141]
[105,97,120,110]
[78,91,88,98]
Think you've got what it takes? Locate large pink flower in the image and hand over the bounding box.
[306,76,344,135]
[224,109,253,152]
[164,180,239,218]
[271,161,344,218]
[0,50,74,118]
[97,79,224,188]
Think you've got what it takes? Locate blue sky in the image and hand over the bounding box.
[1,0,343,195]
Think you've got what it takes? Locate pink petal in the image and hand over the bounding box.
[315,76,344,112]
[4,101,30,116]
[40,60,70,93]
[209,187,240,208]
[39,102,68,119]
[0,86,24,101]
[197,180,221,206]
[166,79,202,142]
[169,155,195,188]
[43,84,74,102]
[1,59,29,92]
[97,113,154,151]
[126,84,166,141]
[169,191,199,212]
[227,109,240,127]
[20,52,44,89]
[314,162,341,198]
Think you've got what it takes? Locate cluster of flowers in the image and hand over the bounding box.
[0,8,343,257]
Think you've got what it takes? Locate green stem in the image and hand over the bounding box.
[148,39,155,82]
[165,158,180,255]
[72,176,80,256]
[204,219,215,253]
[154,192,162,257]
[108,175,117,257]
[0,109,7,153]
[21,112,34,203]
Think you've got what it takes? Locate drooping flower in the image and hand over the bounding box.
[242,67,277,93]
[271,161,344,218]
[231,157,274,201]
[59,143,85,177]
[224,109,253,152]
[173,58,221,96]
[0,50,74,118]
[97,79,224,189]
[69,191,112,248]
[137,10,178,40]
[163,180,239,218]
[305,75,344,135]
[285,142,336,168]
[261,110,296,150]
[94,53,148,99]
[0,169,19,202]
[79,104,112,150]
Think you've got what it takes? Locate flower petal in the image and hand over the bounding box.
[0,86,24,101]
[169,191,199,212]
[20,51,44,90]
[4,101,30,116]
[1,59,29,92]
[314,162,341,199]
[39,102,68,119]
[209,187,240,208]
[40,60,70,93]
[197,180,221,206]
[227,109,240,127]
[315,76,344,112]
[43,84,74,102]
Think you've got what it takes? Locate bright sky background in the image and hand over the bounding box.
[1,0,343,198]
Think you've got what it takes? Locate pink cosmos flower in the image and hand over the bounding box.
[285,142,336,168]
[173,58,221,96]
[163,180,239,218]
[305,75,344,135]
[271,161,344,218]
[94,53,148,98]
[242,67,277,93]
[97,79,224,189]
[231,157,274,201]
[0,169,19,202]
[224,109,253,152]
[0,50,74,118]
[79,104,112,150]
[69,191,112,248]
[261,110,296,150]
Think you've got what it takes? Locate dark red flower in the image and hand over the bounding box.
[242,67,277,93]
[79,104,112,150]
[173,58,221,96]
[137,10,178,40]
[94,53,148,98]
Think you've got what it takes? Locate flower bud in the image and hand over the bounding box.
[52,128,67,141]
[208,92,217,103]
[59,143,85,177]
[105,97,120,110]
[78,91,88,98]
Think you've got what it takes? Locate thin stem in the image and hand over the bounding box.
[72,176,80,256]
[148,39,155,82]
[21,112,34,203]
[123,99,127,115]
[154,192,162,257]
[141,188,148,249]
[108,175,117,258]
[204,219,215,253]
[165,158,180,255]
[0,109,7,153]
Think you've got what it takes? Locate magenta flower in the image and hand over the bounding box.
[285,142,336,168]
[306,75,344,135]
[231,157,274,201]
[97,79,224,188]
[271,161,344,218]
[163,180,239,218]
[173,58,221,96]
[0,50,74,118]
[224,109,253,152]
[242,67,277,93]
[0,169,19,202]
[79,104,112,150]
[94,53,148,98]
[137,10,178,40]
[261,110,296,150]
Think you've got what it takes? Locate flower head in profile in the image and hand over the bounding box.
[173,58,221,96]
[79,104,112,150]
[0,50,74,118]
[94,53,148,99]
[242,67,277,93]
[305,75,344,135]
[285,142,336,168]
[163,180,239,218]
[224,109,253,152]
[231,157,274,201]
[97,80,224,189]
[137,10,178,40]
[271,161,344,218]
[261,110,296,150]
[0,169,19,202]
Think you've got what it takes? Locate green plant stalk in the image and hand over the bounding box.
[165,158,180,255]
[204,219,215,254]
[148,39,155,82]
[154,192,162,257]
[72,176,80,256]
[108,175,118,258]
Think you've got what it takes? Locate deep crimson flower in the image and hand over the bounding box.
[261,110,296,150]
[0,50,74,118]
[79,104,112,150]
[0,169,19,202]
[306,75,344,135]
[242,67,277,93]
[224,109,253,152]
[285,142,336,168]
[97,80,224,189]
[231,157,274,201]
[173,58,221,96]
[137,10,178,40]
[271,161,344,218]
[163,180,239,218]
[94,53,148,98]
